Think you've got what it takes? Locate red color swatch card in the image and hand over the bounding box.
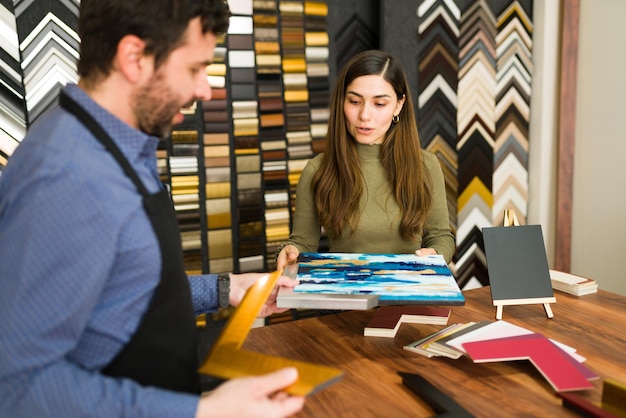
[462,333,597,392]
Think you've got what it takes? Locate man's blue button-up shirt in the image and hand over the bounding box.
[0,84,219,417]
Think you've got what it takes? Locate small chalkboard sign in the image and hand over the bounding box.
[482,222,556,320]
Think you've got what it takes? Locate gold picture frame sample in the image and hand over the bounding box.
[198,270,343,396]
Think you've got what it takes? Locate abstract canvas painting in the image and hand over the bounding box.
[278,253,465,309]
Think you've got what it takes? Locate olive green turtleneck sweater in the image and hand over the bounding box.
[286,143,455,263]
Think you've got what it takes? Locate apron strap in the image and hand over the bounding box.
[59,92,150,197]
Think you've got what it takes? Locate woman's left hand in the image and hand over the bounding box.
[415,248,437,257]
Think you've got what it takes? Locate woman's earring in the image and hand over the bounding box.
[392,114,400,124]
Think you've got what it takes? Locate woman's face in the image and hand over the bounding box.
[343,74,405,145]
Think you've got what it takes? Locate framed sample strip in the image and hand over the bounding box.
[170,105,204,273]
[231,0,264,272]
[203,34,234,273]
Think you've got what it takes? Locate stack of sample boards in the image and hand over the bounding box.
[403,319,598,393]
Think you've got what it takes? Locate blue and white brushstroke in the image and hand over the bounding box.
[294,253,465,304]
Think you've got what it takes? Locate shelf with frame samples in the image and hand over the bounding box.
[163,0,330,275]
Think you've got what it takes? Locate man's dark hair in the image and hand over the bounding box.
[77,0,230,84]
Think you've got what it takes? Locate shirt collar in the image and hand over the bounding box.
[62,83,160,163]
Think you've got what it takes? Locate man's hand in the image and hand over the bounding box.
[196,367,305,418]
[229,272,298,317]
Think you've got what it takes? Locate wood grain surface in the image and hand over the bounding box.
[244,287,626,417]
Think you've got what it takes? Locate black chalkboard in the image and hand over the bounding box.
[482,224,555,318]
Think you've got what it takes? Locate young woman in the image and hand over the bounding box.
[277,50,454,270]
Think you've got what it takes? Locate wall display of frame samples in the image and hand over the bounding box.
[303,1,330,252]
[304,1,330,156]
[159,0,329,275]
[0,0,25,174]
[156,144,169,185]
[2,0,543,293]
[254,0,287,271]
[281,0,311,170]
[170,110,204,274]
[230,0,265,273]
[259,0,306,270]
[204,36,234,274]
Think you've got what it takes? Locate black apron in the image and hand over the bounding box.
[59,92,200,394]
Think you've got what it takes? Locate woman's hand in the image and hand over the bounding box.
[415,248,437,257]
[276,244,300,271]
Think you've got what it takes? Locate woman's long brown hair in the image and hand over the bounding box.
[311,50,432,240]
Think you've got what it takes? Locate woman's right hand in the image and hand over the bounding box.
[276,244,300,271]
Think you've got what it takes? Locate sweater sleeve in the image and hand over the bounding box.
[421,151,455,263]
[281,156,323,253]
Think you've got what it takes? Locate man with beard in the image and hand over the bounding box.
[0,1,305,417]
